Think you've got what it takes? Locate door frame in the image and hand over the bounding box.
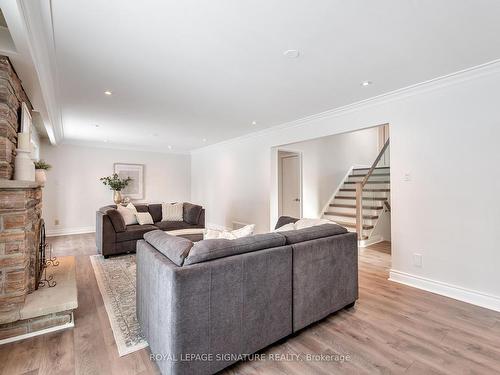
[277,149,303,219]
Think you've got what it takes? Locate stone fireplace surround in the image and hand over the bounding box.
[0,56,77,342]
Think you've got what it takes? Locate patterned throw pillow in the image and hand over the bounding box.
[136,212,154,225]
[161,202,184,222]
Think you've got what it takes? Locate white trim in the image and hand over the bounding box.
[17,0,64,143]
[191,59,500,155]
[61,138,190,155]
[359,234,384,248]
[46,226,95,237]
[0,313,74,345]
[389,270,500,313]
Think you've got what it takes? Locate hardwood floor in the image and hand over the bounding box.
[1,236,499,374]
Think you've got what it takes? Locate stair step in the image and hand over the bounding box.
[335,196,388,201]
[344,181,390,185]
[335,221,374,230]
[324,212,379,220]
[339,188,390,192]
[350,173,390,177]
[330,204,383,210]
[352,166,390,172]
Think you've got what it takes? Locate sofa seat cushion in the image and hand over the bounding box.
[116,224,157,242]
[154,221,195,231]
[279,224,348,245]
[184,233,286,265]
[144,230,193,266]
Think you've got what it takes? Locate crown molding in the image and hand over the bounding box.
[191,58,500,154]
[17,0,64,144]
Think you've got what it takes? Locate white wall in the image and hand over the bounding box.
[191,62,500,311]
[40,141,191,235]
[278,127,379,218]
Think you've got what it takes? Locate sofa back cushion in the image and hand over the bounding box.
[183,202,203,225]
[144,230,193,266]
[278,224,348,244]
[135,204,149,212]
[184,233,286,265]
[148,204,162,222]
[106,208,126,232]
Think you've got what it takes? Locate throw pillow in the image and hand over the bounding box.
[161,202,184,222]
[117,203,138,225]
[203,224,255,240]
[274,222,296,232]
[294,218,335,230]
[136,212,154,225]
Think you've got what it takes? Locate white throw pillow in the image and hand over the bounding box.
[117,203,138,225]
[294,218,335,230]
[203,224,255,240]
[274,223,296,232]
[136,212,154,225]
[161,202,183,222]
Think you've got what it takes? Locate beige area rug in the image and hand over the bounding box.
[90,254,148,356]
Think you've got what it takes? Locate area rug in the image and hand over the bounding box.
[90,254,148,356]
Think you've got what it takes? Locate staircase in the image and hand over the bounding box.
[323,167,390,240]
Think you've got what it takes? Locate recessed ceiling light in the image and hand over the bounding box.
[152,133,158,137]
[95,124,100,128]
[167,145,172,150]
[103,139,108,143]
[252,121,257,125]
[283,49,300,58]
[104,90,113,95]
[202,138,207,142]
[361,81,372,87]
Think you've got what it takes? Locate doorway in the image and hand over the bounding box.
[278,151,302,218]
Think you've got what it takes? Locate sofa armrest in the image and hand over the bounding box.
[95,211,116,256]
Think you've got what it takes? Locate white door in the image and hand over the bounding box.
[281,155,301,218]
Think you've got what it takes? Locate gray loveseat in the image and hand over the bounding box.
[96,202,205,258]
[136,216,358,375]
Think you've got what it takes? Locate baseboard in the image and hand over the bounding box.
[46,226,95,237]
[359,234,383,248]
[389,269,500,312]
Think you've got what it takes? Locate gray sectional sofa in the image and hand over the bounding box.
[136,216,358,375]
[96,202,205,258]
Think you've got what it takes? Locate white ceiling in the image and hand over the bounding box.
[48,0,500,153]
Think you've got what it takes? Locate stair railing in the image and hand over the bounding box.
[355,138,390,240]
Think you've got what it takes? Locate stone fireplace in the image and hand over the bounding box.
[0,181,42,325]
[0,56,77,342]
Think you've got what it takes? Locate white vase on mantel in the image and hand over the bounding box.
[14,149,35,182]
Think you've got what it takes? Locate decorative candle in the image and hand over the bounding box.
[17,132,30,150]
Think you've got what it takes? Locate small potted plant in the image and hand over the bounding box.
[34,160,52,184]
[100,173,133,204]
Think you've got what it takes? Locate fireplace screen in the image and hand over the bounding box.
[35,219,46,290]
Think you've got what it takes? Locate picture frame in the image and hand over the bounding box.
[113,163,144,200]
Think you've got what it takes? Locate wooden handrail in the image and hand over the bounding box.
[361,138,390,187]
[355,138,390,239]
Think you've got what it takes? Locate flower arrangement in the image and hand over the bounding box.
[100,173,133,191]
[34,160,52,170]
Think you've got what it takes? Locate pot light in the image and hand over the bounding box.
[283,49,300,58]
[103,139,108,143]
[202,138,207,142]
[94,124,100,128]
[104,90,113,95]
[361,81,372,87]
[252,121,257,125]
[167,145,172,150]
